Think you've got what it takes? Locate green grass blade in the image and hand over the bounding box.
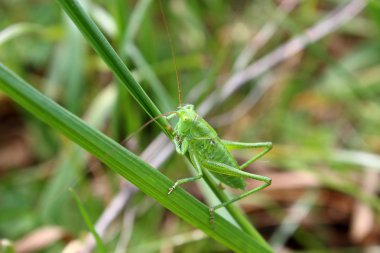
[0,63,273,253]
[55,0,171,137]
[69,188,106,253]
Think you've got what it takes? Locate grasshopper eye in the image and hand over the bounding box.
[183,116,190,121]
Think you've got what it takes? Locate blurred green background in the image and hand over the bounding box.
[1,0,380,252]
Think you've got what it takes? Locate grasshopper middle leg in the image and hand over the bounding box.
[168,153,203,194]
[222,140,272,170]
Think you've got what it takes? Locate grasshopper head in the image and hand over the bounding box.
[177,104,196,121]
[175,104,197,133]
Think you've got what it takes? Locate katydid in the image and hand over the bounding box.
[165,104,272,222]
[157,1,272,223]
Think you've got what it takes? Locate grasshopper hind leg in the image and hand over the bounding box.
[202,160,271,222]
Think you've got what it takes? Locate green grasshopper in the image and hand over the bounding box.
[155,1,272,222]
[165,104,272,222]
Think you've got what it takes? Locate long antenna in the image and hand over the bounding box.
[122,111,176,145]
[159,0,182,107]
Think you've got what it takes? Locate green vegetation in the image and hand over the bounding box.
[0,0,379,252]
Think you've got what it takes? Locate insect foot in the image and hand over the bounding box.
[168,181,180,194]
[168,186,175,194]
